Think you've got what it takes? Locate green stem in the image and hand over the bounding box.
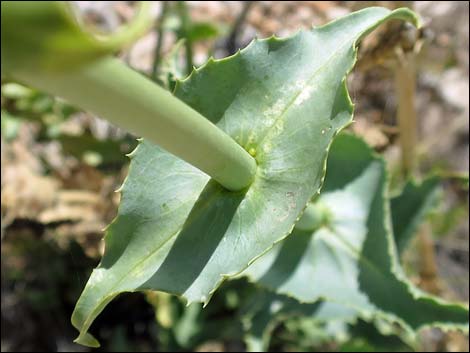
[151,1,169,82]
[295,202,331,232]
[13,57,257,191]
[176,1,193,75]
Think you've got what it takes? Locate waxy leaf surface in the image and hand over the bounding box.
[71,8,420,346]
[242,134,469,335]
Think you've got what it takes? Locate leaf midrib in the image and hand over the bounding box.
[256,36,352,150]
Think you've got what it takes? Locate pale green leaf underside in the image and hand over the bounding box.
[72,8,419,346]
[242,134,469,335]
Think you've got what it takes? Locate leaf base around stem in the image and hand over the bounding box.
[71,7,422,346]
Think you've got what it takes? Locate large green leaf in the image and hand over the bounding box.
[71,8,419,346]
[242,134,469,334]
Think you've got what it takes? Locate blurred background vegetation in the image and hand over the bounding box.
[1,1,468,351]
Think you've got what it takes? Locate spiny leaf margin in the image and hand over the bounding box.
[71,8,420,347]
[241,133,469,337]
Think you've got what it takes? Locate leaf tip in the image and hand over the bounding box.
[73,332,100,348]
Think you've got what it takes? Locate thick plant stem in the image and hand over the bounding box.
[394,48,441,295]
[13,57,257,191]
[394,50,417,178]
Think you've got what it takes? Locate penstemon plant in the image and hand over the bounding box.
[2,2,468,348]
